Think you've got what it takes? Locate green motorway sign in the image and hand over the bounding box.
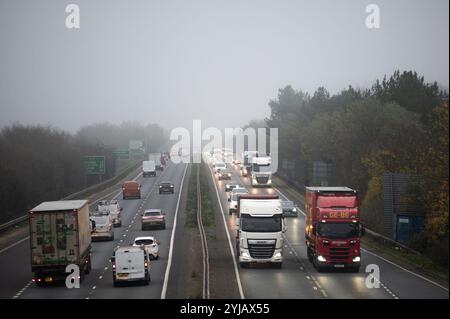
[83,156,106,175]
[113,149,130,160]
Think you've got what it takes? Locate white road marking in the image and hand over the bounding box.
[362,248,449,292]
[208,165,245,299]
[161,164,188,299]
[0,236,30,254]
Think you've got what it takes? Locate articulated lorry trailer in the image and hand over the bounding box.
[235,195,286,268]
[29,200,92,285]
[305,187,365,272]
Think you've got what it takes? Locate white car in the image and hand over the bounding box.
[214,162,227,173]
[228,187,249,215]
[132,236,160,260]
[225,182,239,192]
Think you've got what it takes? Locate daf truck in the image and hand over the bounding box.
[235,195,286,268]
[29,200,92,285]
[251,156,272,187]
[305,187,365,272]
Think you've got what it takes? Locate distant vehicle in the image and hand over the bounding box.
[305,187,364,272]
[149,153,164,171]
[122,181,141,199]
[281,200,298,217]
[111,246,150,287]
[228,187,249,214]
[142,160,156,177]
[159,181,174,194]
[29,200,92,285]
[251,156,272,187]
[141,209,166,230]
[225,182,239,192]
[90,212,114,241]
[214,162,227,174]
[218,169,232,180]
[241,151,258,177]
[132,236,160,260]
[97,199,122,227]
[236,195,286,268]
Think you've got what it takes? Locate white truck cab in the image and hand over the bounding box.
[112,246,150,286]
[251,156,272,187]
[236,195,286,268]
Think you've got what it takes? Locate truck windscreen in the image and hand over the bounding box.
[252,165,271,172]
[317,196,357,208]
[318,222,359,239]
[241,215,282,232]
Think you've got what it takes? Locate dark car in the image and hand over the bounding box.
[281,200,298,217]
[159,181,174,194]
[141,209,166,230]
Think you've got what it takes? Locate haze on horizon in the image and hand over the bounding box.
[0,0,448,133]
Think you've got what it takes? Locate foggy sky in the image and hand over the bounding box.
[0,0,448,133]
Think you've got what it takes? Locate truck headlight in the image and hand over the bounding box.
[317,255,326,262]
[352,256,361,262]
[267,179,272,184]
[292,208,297,212]
[274,252,282,259]
[241,251,250,258]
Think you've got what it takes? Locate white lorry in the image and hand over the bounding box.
[251,156,272,187]
[29,200,92,285]
[142,160,156,177]
[235,195,286,268]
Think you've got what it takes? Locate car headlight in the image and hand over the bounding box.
[352,256,361,262]
[317,255,326,262]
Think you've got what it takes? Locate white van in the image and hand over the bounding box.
[142,160,156,177]
[111,246,150,286]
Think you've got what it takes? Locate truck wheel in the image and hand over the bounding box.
[239,262,249,268]
[85,256,92,274]
[162,224,166,230]
[307,247,313,263]
[229,210,232,215]
[273,263,282,269]
[113,279,119,287]
[123,196,126,200]
[110,233,115,241]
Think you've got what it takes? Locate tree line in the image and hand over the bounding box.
[262,70,448,266]
[0,122,167,224]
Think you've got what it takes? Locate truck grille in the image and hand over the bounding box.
[256,176,269,184]
[248,243,276,259]
[328,247,351,261]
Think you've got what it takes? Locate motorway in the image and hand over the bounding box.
[208,161,450,299]
[0,161,187,299]
[0,158,448,299]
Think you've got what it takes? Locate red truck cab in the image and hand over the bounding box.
[305,187,364,272]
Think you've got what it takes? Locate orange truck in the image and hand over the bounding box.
[122,181,141,199]
[305,187,365,272]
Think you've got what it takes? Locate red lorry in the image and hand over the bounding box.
[305,187,364,272]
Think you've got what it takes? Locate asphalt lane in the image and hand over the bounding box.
[210,162,449,299]
[0,162,187,299]
[209,164,323,299]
